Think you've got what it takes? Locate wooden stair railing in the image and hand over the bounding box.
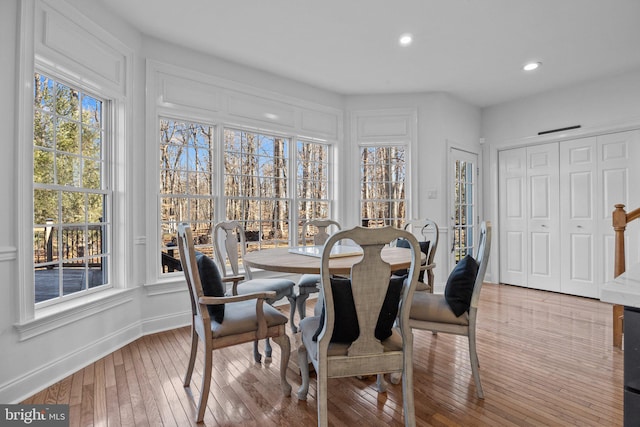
[612,203,640,348]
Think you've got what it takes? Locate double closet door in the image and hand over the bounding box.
[499,130,640,298]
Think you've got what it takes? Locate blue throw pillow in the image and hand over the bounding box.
[312,275,405,343]
[195,252,225,323]
[444,254,479,317]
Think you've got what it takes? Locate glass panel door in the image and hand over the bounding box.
[449,148,478,267]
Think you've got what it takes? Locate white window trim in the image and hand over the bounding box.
[15,0,133,333]
[145,61,342,286]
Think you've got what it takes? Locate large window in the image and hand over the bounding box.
[32,73,110,305]
[159,119,215,271]
[223,128,290,251]
[360,145,406,228]
[296,139,330,240]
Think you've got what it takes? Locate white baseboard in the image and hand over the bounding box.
[0,322,141,404]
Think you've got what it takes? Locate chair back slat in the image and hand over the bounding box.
[319,226,421,357]
[301,219,341,246]
[177,223,208,321]
[469,221,492,311]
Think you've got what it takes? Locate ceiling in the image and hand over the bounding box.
[96,0,640,107]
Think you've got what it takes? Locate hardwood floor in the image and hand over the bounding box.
[22,283,623,426]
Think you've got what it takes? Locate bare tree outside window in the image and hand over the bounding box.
[159,119,215,272]
[296,140,330,243]
[360,145,406,228]
[33,73,109,304]
[223,129,290,252]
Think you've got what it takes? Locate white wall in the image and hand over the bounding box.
[344,92,482,286]
[481,69,640,285]
[0,0,482,403]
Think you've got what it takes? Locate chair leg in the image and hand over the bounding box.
[389,372,402,384]
[296,292,310,323]
[468,328,484,399]
[287,295,298,333]
[184,324,198,386]
[272,333,292,397]
[253,340,262,363]
[317,365,328,427]
[375,373,389,392]
[402,352,416,427]
[196,343,213,423]
[264,338,273,362]
[296,342,310,400]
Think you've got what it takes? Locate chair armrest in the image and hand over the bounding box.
[223,274,245,295]
[198,290,277,305]
[222,274,245,283]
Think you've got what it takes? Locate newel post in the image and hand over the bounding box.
[612,203,627,349]
[613,204,627,278]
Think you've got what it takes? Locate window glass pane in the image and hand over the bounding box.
[359,145,406,228]
[160,119,215,273]
[33,73,110,305]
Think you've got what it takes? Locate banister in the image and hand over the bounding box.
[612,204,640,348]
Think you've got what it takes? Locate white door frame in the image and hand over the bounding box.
[447,143,482,273]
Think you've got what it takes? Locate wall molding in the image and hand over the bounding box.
[0,246,17,262]
[14,289,135,341]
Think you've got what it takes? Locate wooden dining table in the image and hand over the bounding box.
[243,246,423,276]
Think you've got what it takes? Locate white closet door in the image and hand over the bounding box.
[526,143,561,292]
[560,137,598,297]
[598,130,640,281]
[499,148,527,286]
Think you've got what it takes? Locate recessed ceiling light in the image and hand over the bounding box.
[399,33,413,47]
[523,62,541,71]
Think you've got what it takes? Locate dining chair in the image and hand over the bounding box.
[297,226,421,427]
[408,221,491,398]
[296,219,342,321]
[214,221,297,362]
[393,219,439,293]
[177,223,291,422]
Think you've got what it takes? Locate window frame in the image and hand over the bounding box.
[15,0,133,330]
[358,142,409,229]
[32,72,113,308]
[158,117,218,269]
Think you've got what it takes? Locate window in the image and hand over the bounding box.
[296,139,330,240]
[32,73,110,305]
[159,119,215,272]
[223,128,290,251]
[360,145,406,228]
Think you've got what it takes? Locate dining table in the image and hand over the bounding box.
[243,245,424,276]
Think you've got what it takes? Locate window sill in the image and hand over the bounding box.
[14,288,135,341]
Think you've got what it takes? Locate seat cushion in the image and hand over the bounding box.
[444,254,479,317]
[410,292,469,325]
[297,273,321,289]
[196,252,225,323]
[312,275,405,343]
[300,315,403,362]
[209,299,288,338]
[234,278,295,304]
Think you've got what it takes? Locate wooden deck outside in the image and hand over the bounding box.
[22,283,623,426]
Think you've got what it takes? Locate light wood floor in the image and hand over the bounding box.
[22,283,623,426]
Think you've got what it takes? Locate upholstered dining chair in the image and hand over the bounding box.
[408,221,491,398]
[176,223,291,423]
[393,219,439,293]
[297,226,421,427]
[296,219,342,321]
[214,221,297,362]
